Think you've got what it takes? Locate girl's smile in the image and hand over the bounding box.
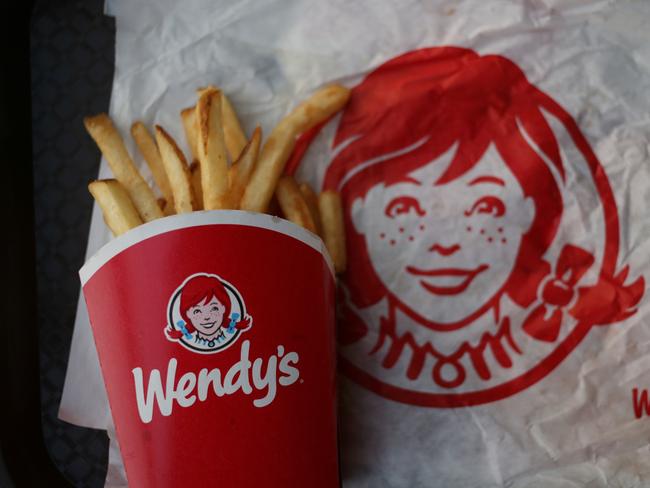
[406,263,489,295]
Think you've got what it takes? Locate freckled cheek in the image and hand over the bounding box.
[374,219,421,249]
[491,225,523,249]
[465,218,517,245]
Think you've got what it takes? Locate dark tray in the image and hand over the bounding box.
[2,0,113,486]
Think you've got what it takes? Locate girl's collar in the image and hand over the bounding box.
[195,329,226,345]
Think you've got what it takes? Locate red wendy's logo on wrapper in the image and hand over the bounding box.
[289,46,645,407]
[165,273,252,354]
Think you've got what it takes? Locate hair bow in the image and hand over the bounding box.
[522,245,594,342]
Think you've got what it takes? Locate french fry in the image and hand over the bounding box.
[229,126,261,209]
[84,114,163,222]
[319,191,346,274]
[196,87,230,210]
[154,125,195,214]
[240,84,350,213]
[283,84,351,134]
[221,92,247,161]
[131,121,175,209]
[196,88,247,161]
[181,107,199,162]
[298,182,322,236]
[88,179,143,236]
[189,161,204,210]
[86,84,350,267]
[275,176,317,233]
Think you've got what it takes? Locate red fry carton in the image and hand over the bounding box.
[80,210,339,488]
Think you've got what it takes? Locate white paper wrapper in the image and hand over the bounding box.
[61,0,650,486]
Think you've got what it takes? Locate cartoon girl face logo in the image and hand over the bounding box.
[165,273,252,354]
[352,143,535,328]
[291,46,644,406]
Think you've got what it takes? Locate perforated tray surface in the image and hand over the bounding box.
[32,0,114,485]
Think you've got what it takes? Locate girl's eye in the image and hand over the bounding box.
[211,306,219,312]
[192,310,200,315]
[465,196,505,217]
[385,196,425,218]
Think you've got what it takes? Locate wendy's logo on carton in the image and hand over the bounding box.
[127,272,302,424]
[132,341,300,424]
[165,273,252,354]
[289,46,644,407]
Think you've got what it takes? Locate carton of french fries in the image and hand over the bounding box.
[80,86,348,487]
